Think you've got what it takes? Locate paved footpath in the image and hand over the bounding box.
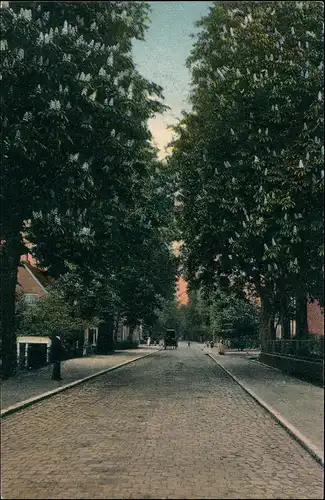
[206,348,324,456]
[1,347,159,410]
[2,344,323,499]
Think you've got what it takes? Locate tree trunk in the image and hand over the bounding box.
[269,312,276,340]
[259,290,273,350]
[295,293,309,339]
[127,324,136,342]
[97,313,114,354]
[279,293,291,339]
[113,311,120,343]
[0,234,23,378]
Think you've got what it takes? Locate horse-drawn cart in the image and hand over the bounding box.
[163,329,178,350]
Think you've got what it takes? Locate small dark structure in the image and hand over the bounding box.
[163,329,178,350]
[27,343,48,370]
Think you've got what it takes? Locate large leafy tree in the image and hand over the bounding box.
[0,1,173,376]
[50,150,178,341]
[110,149,177,328]
[16,287,99,342]
[170,1,324,346]
[209,289,260,342]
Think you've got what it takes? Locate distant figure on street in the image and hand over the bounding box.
[203,341,211,354]
[147,337,151,347]
[187,341,191,347]
[51,334,64,381]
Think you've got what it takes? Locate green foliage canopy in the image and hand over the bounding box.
[169,1,324,342]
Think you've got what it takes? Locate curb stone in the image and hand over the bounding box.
[207,352,324,468]
[1,349,162,419]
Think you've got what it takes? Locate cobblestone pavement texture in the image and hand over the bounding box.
[205,347,324,454]
[1,347,159,410]
[2,343,323,499]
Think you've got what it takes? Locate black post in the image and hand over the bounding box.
[51,333,63,381]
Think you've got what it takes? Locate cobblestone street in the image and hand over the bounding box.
[1,347,159,410]
[1,344,323,499]
[206,348,324,455]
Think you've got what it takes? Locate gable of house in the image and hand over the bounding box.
[16,262,53,299]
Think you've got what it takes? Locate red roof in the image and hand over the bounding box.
[22,262,55,291]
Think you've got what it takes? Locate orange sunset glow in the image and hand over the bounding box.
[172,240,188,305]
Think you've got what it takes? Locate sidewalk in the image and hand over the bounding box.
[209,351,324,457]
[1,347,159,411]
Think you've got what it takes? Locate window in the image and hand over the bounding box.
[23,294,39,306]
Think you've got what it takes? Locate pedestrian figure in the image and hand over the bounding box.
[51,334,63,381]
[187,341,191,347]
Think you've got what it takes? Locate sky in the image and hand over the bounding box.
[132,1,213,158]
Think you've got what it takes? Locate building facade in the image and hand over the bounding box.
[16,259,53,368]
[307,300,324,336]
